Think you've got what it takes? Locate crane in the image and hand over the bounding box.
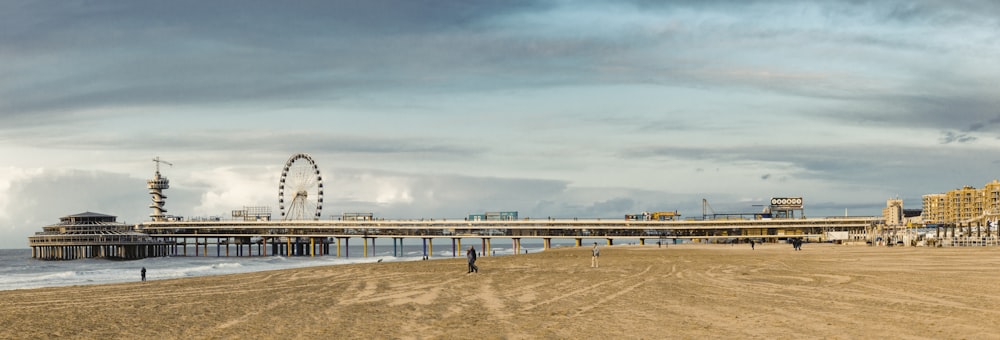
[153,156,173,173]
[702,198,715,220]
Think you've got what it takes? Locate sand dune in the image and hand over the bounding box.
[3,243,999,339]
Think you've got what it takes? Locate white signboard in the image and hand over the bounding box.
[825,231,849,241]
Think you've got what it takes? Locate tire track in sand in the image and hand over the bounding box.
[519,264,660,312]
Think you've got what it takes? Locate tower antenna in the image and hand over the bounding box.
[153,156,173,173]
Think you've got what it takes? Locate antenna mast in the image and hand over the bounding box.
[153,156,173,173]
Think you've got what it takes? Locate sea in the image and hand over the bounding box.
[0,237,594,291]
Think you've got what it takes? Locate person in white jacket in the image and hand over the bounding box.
[591,243,600,268]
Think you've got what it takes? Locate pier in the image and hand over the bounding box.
[133,216,880,258]
[25,155,903,260]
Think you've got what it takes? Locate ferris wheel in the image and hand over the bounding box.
[278,153,324,221]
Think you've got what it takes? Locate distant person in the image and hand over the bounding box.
[750,239,755,250]
[466,246,478,273]
[591,243,600,268]
[140,267,146,282]
[791,238,802,251]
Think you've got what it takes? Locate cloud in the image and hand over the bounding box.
[939,131,977,144]
[0,169,170,248]
[3,0,998,247]
[0,128,485,163]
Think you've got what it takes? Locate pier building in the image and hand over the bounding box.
[28,212,170,260]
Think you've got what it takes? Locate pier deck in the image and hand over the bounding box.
[133,217,880,258]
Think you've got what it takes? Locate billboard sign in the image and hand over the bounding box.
[770,197,803,208]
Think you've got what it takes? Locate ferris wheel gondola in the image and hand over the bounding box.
[278,153,324,221]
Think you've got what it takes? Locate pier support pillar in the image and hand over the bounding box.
[311,238,315,257]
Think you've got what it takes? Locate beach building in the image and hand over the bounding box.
[922,193,946,225]
[922,179,1000,225]
[28,212,170,260]
[883,199,904,226]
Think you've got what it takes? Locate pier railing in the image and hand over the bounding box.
[136,217,880,240]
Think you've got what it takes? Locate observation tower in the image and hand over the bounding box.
[148,157,172,222]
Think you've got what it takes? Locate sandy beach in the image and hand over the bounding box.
[3,243,1000,339]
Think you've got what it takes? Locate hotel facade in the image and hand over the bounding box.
[922,179,1000,225]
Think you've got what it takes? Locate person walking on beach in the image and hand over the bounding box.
[750,239,755,250]
[466,246,478,273]
[591,243,600,268]
[140,267,146,282]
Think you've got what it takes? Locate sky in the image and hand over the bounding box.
[1,1,999,248]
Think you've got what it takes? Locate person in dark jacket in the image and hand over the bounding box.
[466,246,478,273]
[141,267,146,282]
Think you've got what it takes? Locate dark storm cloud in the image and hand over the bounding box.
[2,0,996,131]
[0,1,554,119]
